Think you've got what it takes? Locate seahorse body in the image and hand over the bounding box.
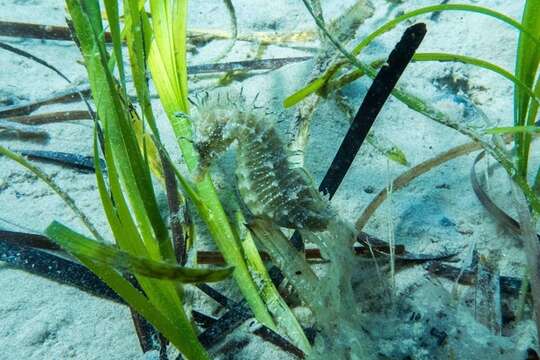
[193,93,333,231]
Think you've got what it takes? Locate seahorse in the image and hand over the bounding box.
[192,92,380,359]
[192,91,334,231]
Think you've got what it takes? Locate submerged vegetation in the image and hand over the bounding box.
[0,0,539,359]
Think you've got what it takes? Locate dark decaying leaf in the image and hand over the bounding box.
[0,231,122,302]
[131,309,161,353]
[0,20,83,41]
[252,325,305,359]
[0,230,238,307]
[0,41,71,83]
[158,144,187,265]
[291,23,427,250]
[5,111,94,125]
[0,120,49,142]
[0,230,305,356]
[197,239,456,265]
[11,149,105,173]
[318,23,427,198]
[192,311,219,328]
[356,232,457,262]
[0,230,60,250]
[474,258,502,335]
[198,302,252,349]
[195,284,236,308]
[188,56,311,74]
[0,83,91,118]
[471,151,540,240]
[0,57,310,118]
[424,261,524,297]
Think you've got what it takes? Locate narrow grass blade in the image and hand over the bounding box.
[283,77,326,108]
[122,3,166,186]
[123,0,160,137]
[67,0,173,260]
[45,221,233,283]
[67,3,211,358]
[103,0,126,90]
[366,134,409,166]
[332,52,540,105]
[92,131,145,256]
[514,0,540,176]
[471,151,540,239]
[0,145,102,241]
[78,257,207,359]
[486,126,540,135]
[79,0,103,36]
[241,226,311,353]
[247,220,319,303]
[285,4,540,107]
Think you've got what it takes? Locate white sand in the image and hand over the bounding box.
[0,0,537,358]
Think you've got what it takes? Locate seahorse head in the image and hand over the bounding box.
[191,90,257,178]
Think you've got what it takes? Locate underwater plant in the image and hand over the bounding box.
[2,0,313,358]
[286,0,540,346]
[0,0,403,356]
[0,0,539,358]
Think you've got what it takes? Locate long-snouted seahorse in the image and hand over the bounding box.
[192,92,334,231]
[193,92,376,360]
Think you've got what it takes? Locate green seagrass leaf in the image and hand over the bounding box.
[46,221,233,283]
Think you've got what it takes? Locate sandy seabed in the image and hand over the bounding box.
[0,0,537,359]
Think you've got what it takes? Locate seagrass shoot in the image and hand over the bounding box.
[1,0,539,359]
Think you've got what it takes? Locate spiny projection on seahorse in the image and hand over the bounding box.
[191,90,334,231]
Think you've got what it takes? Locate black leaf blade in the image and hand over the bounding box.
[319,23,427,198]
